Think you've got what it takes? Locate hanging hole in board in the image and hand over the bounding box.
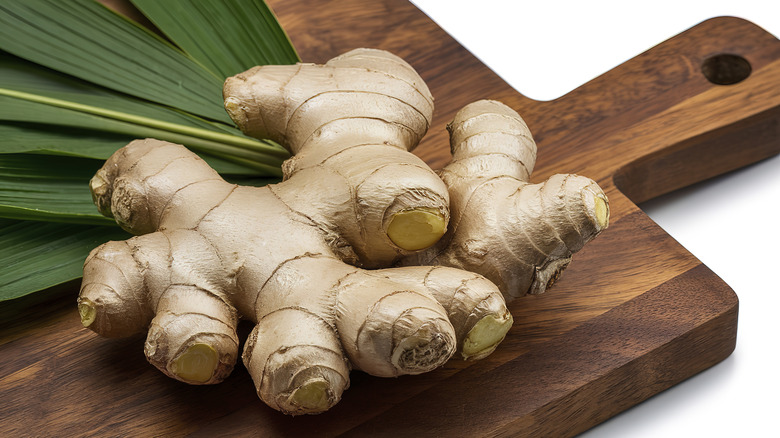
[701,54,751,85]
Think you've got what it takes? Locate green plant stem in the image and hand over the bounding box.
[0,87,289,156]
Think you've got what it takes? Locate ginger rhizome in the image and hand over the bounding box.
[78,49,513,416]
[401,100,610,299]
[223,48,450,265]
[78,48,609,416]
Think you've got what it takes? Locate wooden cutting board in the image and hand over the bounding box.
[2,1,778,436]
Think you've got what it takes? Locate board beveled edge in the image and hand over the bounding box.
[338,262,738,437]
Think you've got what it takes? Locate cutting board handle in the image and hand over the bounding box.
[514,17,779,206]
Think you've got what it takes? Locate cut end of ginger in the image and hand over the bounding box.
[290,378,332,412]
[461,311,514,361]
[594,195,609,230]
[387,207,447,251]
[172,343,219,384]
[78,300,96,328]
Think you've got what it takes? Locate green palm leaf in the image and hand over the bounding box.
[131,0,299,78]
[0,154,108,224]
[0,0,299,301]
[0,53,289,175]
[0,52,239,135]
[0,0,229,122]
[0,123,131,160]
[0,94,286,176]
[0,123,272,177]
[0,219,130,301]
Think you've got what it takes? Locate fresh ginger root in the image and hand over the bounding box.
[78,49,609,416]
[223,48,450,267]
[78,49,513,415]
[401,100,610,299]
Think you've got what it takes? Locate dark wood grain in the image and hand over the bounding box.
[1,1,778,436]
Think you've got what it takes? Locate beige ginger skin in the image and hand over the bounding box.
[78,49,513,416]
[401,100,610,299]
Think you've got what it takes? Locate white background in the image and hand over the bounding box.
[411,1,780,436]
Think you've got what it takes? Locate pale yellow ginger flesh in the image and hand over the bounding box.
[290,379,332,412]
[387,207,448,250]
[462,312,514,361]
[78,49,515,416]
[400,99,610,299]
[594,196,610,229]
[78,300,96,327]
[172,343,219,383]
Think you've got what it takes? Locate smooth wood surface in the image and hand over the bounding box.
[2,1,778,436]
